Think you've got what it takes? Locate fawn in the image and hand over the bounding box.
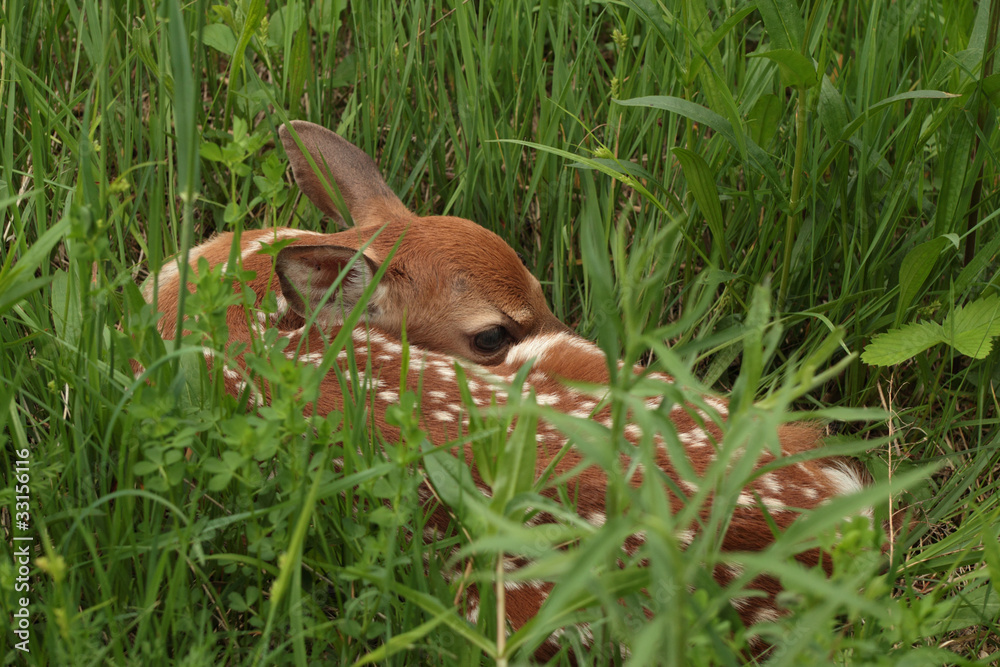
[144,121,877,659]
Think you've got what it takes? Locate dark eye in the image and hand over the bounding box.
[473,326,510,354]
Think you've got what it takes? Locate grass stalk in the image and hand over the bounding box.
[966,0,1000,265]
[496,553,507,666]
[780,85,809,308]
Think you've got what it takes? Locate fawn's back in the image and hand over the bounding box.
[144,120,877,659]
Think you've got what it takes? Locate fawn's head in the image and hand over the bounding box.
[276,120,570,366]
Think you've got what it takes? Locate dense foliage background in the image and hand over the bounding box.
[1,0,998,664]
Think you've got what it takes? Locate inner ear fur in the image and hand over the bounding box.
[278,121,411,227]
[276,245,381,324]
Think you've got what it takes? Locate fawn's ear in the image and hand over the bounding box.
[279,120,411,226]
[276,245,382,325]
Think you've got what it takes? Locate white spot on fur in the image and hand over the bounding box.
[752,607,782,624]
[821,460,874,520]
[678,429,709,447]
[535,393,561,406]
[504,332,561,366]
[143,242,212,302]
[822,460,867,497]
[703,396,729,416]
[377,338,403,355]
[298,352,324,366]
[759,473,783,495]
[275,294,289,317]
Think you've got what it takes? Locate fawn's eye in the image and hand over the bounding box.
[473,326,510,355]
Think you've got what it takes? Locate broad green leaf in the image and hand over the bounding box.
[491,405,539,513]
[422,439,490,534]
[201,23,236,54]
[817,76,849,141]
[933,119,976,236]
[308,0,348,35]
[943,294,1000,358]
[968,0,992,52]
[750,49,818,88]
[329,52,358,89]
[866,295,1000,365]
[983,71,1000,108]
[267,1,304,46]
[747,94,784,148]
[199,142,224,162]
[672,147,726,268]
[950,329,1000,359]
[756,0,804,51]
[50,270,82,344]
[862,321,944,366]
[895,237,952,327]
[929,581,1000,634]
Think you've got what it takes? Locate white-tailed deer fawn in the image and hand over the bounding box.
[144,121,876,659]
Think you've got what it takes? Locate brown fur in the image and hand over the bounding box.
[143,121,878,659]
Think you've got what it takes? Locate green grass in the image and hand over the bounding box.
[2,0,1000,663]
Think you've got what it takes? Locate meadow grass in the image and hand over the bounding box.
[1,0,999,664]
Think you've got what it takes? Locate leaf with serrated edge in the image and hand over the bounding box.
[861,321,944,366]
[943,294,1000,358]
[944,293,1000,337]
